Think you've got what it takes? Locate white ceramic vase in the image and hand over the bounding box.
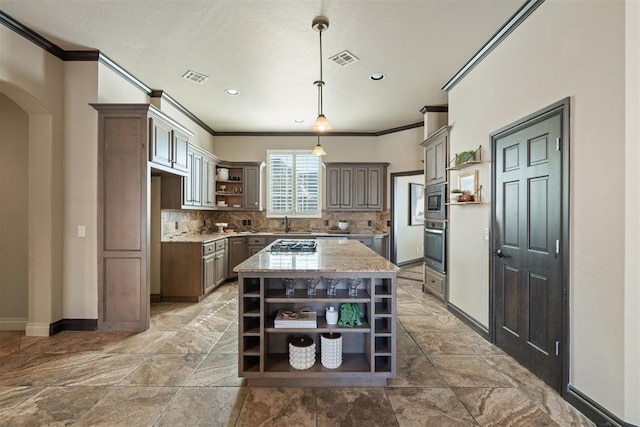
[326,306,339,325]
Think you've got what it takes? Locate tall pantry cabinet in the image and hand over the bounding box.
[93,104,193,331]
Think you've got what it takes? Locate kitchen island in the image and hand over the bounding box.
[234,239,398,387]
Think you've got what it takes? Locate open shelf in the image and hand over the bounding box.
[445,145,482,171]
[265,288,370,302]
[265,317,371,333]
[264,353,371,374]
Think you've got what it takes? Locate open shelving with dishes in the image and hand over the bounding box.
[214,161,264,210]
[238,272,396,386]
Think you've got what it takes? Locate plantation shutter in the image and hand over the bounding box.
[268,150,321,217]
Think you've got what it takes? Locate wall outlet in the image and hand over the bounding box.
[367,220,372,227]
[77,225,85,237]
[484,228,489,240]
[174,221,178,230]
[323,220,329,226]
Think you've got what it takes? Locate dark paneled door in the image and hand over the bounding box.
[493,111,564,390]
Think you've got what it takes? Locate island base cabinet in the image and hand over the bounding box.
[237,273,396,386]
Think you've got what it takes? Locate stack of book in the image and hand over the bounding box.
[274,309,317,328]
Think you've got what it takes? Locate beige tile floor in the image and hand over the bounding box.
[0,266,594,426]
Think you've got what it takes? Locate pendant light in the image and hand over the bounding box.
[311,135,327,156]
[311,16,332,133]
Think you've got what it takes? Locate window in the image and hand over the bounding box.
[267,150,321,218]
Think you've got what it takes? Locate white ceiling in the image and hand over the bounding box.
[0,0,524,133]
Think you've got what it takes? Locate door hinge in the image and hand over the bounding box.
[555,240,560,254]
[555,341,561,356]
[556,137,561,151]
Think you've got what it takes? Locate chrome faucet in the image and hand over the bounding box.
[283,216,291,233]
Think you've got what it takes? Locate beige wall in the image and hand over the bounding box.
[0,94,29,325]
[1,24,65,335]
[624,0,640,424]
[394,174,424,264]
[212,127,424,209]
[448,0,628,418]
[62,61,99,318]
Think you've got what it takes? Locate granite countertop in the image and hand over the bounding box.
[161,229,388,243]
[233,239,399,273]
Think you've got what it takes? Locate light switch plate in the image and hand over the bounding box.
[78,225,85,237]
[484,228,489,240]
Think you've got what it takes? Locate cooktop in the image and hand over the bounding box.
[269,240,317,253]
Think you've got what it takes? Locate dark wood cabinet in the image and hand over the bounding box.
[227,236,248,279]
[243,165,261,209]
[202,155,216,208]
[326,163,388,211]
[423,266,446,300]
[214,162,264,211]
[354,165,385,210]
[148,113,191,175]
[422,126,450,186]
[93,104,162,331]
[326,166,353,210]
[184,149,203,207]
[161,239,227,302]
[172,132,189,173]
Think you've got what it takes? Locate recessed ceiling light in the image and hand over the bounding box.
[294,119,305,123]
[369,73,385,81]
[225,89,239,95]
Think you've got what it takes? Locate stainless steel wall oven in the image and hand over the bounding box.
[424,220,446,273]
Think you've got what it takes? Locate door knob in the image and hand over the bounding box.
[494,249,504,257]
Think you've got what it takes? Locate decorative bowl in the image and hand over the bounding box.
[338,221,348,230]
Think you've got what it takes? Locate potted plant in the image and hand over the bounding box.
[338,220,349,230]
[450,189,463,203]
[338,303,363,327]
[455,150,476,165]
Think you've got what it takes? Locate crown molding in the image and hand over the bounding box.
[0,10,65,58]
[442,0,545,92]
[419,105,448,115]
[214,121,423,137]
[1,10,426,138]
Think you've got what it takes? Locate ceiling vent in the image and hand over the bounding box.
[329,50,359,67]
[182,70,209,84]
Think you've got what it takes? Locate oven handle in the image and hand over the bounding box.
[425,229,444,234]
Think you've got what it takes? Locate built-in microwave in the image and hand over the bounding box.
[424,182,446,221]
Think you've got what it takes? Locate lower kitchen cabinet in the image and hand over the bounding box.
[423,266,446,301]
[161,239,228,302]
[227,236,248,279]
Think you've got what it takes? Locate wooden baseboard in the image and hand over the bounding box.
[566,385,634,427]
[446,301,490,340]
[150,293,161,303]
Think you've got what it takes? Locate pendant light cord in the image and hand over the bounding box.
[318,24,324,115]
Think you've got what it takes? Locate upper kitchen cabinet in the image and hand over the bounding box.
[214,162,265,210]
[326,165,353,210]
[421,126,450,186]
[148,109,192,175]
[354,165,386,210]
[326,163,389,211]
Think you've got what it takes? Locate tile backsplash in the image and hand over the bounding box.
[161,209,390,237]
